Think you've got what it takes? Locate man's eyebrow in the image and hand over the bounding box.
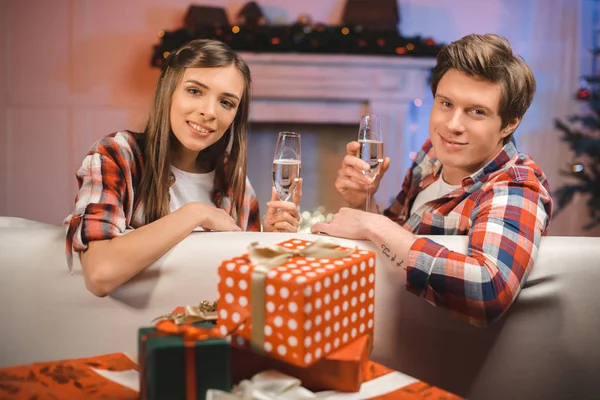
[184,79,240,101]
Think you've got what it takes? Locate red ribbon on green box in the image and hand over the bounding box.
[139,320,222,400]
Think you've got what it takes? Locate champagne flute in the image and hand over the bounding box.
[272,132,301,202]
[357,115,384,212]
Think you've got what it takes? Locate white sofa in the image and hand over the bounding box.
[0,217,598,399]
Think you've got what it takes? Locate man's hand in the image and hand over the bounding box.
[263,178,302,232]
[311,207,384,240]
[312,207,417,272]
[335,141,390,209]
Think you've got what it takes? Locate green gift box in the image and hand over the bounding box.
[138,320,231,400]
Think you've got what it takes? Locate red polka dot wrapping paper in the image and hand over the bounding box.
[217,238,376,368]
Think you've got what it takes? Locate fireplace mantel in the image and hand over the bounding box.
[241,52,436,205]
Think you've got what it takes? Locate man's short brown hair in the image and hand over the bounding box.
[430,34,536,134]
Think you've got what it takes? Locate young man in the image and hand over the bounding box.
[312,34,553,327]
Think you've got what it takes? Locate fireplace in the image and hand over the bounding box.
[241,52,435,217]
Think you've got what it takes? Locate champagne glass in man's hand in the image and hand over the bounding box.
[272,132,301,201]
[357,115,384,212]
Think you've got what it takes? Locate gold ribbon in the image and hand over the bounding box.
[247,240,355,355]
[247,240,355,269]
[152,301,218,326]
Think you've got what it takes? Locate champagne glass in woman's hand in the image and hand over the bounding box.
[272,132,301,201]
[357,115,384,212]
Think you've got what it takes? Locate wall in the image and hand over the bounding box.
[1,0,596,235]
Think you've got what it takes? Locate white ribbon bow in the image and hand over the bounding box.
[206,370,317,400]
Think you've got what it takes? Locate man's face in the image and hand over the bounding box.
[429,69,518,184]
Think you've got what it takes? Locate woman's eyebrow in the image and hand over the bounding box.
[185,79,240,101]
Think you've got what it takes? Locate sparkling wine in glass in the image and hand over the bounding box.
[272,132,301,201]
[357,115,384,212]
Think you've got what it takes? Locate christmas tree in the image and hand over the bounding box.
[553,11,600,230]
[554,98,600,229]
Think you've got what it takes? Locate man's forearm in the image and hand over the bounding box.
[365,214,418,274]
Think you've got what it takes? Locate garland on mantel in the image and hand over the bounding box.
[150,24,444,68]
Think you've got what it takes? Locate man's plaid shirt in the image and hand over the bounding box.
[64,131,261,272]
[384,138,553,327]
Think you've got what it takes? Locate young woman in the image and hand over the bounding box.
[65,39,301,297]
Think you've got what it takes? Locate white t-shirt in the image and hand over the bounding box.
[410,173,461,216]
[169,165,216,213]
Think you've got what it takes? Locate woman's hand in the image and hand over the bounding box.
[189,202,242,231]
[263,178,302,232]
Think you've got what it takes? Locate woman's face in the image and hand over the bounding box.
[169,65,244,155]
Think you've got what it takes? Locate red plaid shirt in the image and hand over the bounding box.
[64,131,261,272]
[384,139,553,327]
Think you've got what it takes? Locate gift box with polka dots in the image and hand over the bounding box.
[216,238,376,368]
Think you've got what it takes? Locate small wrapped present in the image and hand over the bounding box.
[231,334,371,392]
[138,320,231,400]
[217,238,376,367]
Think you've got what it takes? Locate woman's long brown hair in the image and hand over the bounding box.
[135,39,251,225]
